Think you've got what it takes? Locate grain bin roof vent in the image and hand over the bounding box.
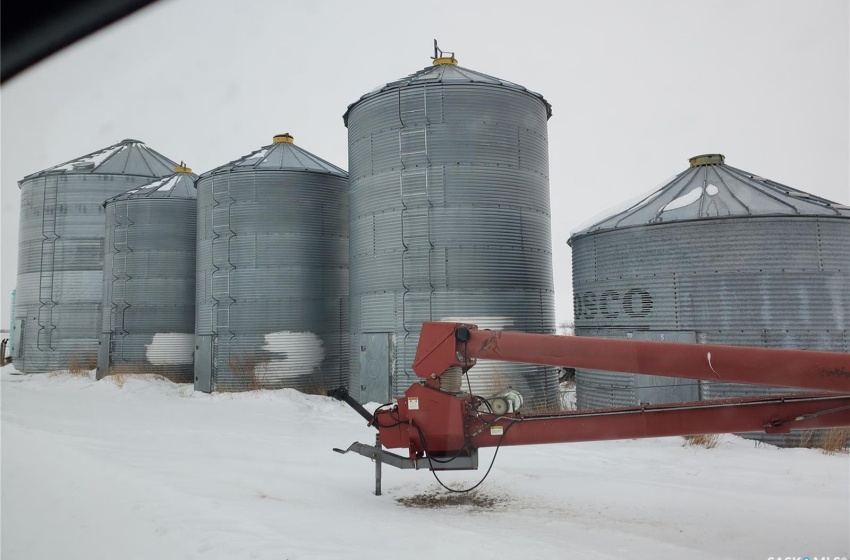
[103,168,198,204]
[22,138,178,181]
[200,134,346,177]
[569,154,850,241]
[343,45,551,125]
[688,154,725,167]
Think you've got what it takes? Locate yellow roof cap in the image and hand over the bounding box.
[689,154,725,167]
[432,56,458,66]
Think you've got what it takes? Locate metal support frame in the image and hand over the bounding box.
[374,434,382,496]
[333,440,479,472]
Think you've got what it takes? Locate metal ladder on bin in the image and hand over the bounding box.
[37,177,59,351]
[109,200,133,366]
[398,84,435,388]
[210,175,236,384]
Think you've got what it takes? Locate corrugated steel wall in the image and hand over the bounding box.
[572,216,850,445]
[195,171,349,391]
[347,82,557,406]
[99,198,196,381]
[14,173,160,372]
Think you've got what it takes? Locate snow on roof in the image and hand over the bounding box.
[103,171,197,204]
[51,144,127,172]
[200,138,347,178]
[241,148,270,163]
[569,156,850,241]
[21,138,178,182]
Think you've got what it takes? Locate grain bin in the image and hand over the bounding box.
[13,139,177,372]
[569,154,850,445]
[194,134,349,392]
[97,164,198,381]
[345,51,557,405]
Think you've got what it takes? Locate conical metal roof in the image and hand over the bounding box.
[343,59,552,126]
[103,165,198,205]
[21,138,178,182]
[570,154,850,241]
[200,134,347,178]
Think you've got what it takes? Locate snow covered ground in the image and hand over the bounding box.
[2,364,848,560]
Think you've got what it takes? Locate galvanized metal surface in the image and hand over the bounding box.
[98,171,198,381]
[344,62,552,125]
[195,139,349,392]
[347,63,557,406]
[13,140,177,372]
[571,159,849,237]
[103,171,197,202]
[572,199,849,445]
[22,139,177,180]
[359,333,393,404]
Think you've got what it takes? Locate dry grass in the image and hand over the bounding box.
[226,354,331,396]
[488,366,509,393]
[684,433,721,449]
[796,428,850,455]
[797,430,817,448]
[522,378,564,414]
[523,393,562,414]
[226,353,268,391]
[473,366,564,414]
[66,352,96,377]
[816,428,850,455]
[795,428,850,454]
[300,378,329,396]
[558,380,577,411]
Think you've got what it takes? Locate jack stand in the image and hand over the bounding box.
[374,434,382,496]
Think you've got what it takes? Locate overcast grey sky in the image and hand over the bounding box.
[1,0,848,325]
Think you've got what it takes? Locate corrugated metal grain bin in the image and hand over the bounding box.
[97,165,198,381]
[345,53,557,406]
[13,139,177,372]
[569,154,850,445]
[194,134,349,392]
